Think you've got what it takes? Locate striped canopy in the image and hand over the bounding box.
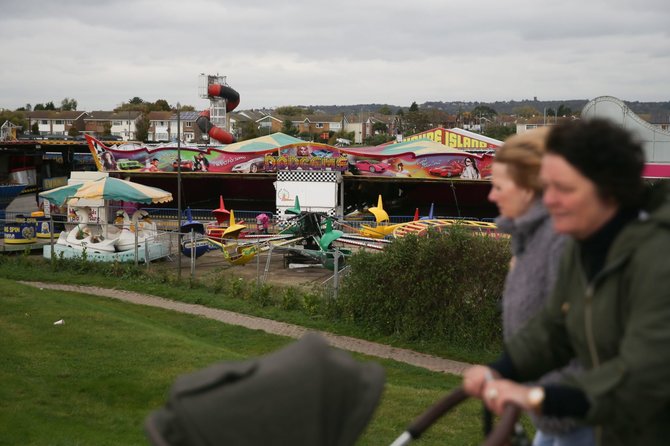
[343,138,479,158]
[39,177,172,205]
[222,132,303,153]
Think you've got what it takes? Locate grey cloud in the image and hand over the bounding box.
[1,0,668,110]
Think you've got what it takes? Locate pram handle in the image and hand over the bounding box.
[389,386,521,446]
[407,386,468,438]
[482,404,521,446]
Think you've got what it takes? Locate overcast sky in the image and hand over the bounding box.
[1,0,668,112]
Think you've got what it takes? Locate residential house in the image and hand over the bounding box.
[345,113,399,143]
[167,111,201,143]
[297,114,343,139]
[515,116,562,134]
[146,111,174,142]
[255,114,284,136]
[26,110,88,136]
[229,110,268,137]
[85,111,141,140]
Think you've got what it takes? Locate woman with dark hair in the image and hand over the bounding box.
[101,151,117,170]
[463,119,670,446]
[194,152,209,172]
[461,157,481,179]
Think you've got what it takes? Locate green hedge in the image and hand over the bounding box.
[337,226,510,348]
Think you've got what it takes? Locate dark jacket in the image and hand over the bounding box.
[506,184,670,446]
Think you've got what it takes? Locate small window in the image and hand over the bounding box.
[55,120,63,125]
[113,121,122,126]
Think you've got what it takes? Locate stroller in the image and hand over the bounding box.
[146,333,522,446]
[145,333,384,446]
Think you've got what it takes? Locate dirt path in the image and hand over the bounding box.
[21,280,471,376]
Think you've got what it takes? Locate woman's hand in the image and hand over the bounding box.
[462,365,499,398]
[481,380,535,415]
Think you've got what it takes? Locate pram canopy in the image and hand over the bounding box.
[145,332,385,446]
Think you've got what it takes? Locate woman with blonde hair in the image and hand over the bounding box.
[487,127,594,445]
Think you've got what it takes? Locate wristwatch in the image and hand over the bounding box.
[527,386,545,413]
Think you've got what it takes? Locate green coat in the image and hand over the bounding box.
[506,185,670,446]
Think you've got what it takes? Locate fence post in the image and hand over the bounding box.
[263,245,274,284]
[176,229,182,281]
[190,228,196,279]
[255,239,261,287]
[134,224,139,266]
[49,214,55,265]
[333,250,339,300]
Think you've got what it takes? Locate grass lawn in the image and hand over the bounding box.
[0,278,491,445]
[0,255,500,365]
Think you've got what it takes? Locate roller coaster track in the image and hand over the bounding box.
[581,96,670,162]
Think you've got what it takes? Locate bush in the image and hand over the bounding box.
[337,226,510,348]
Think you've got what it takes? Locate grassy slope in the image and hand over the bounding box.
[0,278,490,445]
[0,256,500,365]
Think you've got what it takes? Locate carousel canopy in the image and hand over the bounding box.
[221,132,303,154]
[342,138,481,159]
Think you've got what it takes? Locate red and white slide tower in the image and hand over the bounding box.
[197,74,240,144]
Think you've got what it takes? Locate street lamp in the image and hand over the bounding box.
[176,103,182,279]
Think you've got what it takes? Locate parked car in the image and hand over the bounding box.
[429,160,464,178]
[116,159,144,170]
[231,157,265,173]
[355,159,391,173]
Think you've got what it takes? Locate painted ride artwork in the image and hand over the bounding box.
[355,159,391,173]
[231,157,265,173]
[428,160,464,178]
[86,132,497,181]
[1,184,30,243]
[85,134,349,175]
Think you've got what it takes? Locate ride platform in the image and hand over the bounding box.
[43,240,171,263]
